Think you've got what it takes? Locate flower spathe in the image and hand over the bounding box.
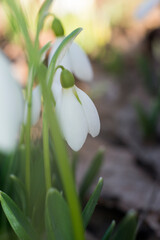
[49,37,93,82]
[55,85,100,151]
[0,52,24,153]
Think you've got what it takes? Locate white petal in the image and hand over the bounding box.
[0,52,24,153]
[51,69,62,101]
[49,37,72,70]
[135,0,160,19]
[69,42,93,82]
[56,88,88,151]
[76,87,100,137]
[60,53,72,71]
[48,37,64,65]
[24,85,41,126]
[55,88,63,119]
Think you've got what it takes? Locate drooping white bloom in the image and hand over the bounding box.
[49,37,93,82]
[0,52,24,153]
[55,86,100,151]
[24,85,41,126]
[135,0,160,19]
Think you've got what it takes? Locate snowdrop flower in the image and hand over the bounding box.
[24,85,41,126]
[55,69,100,151]
[48,37,93,82]
[0,52,24,153]
[135,0,160,19]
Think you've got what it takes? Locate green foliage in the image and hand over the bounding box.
[111,210,137,240]
[137,55,156,94]
[39,41,52,61]
[36,0,53,45]
[101,211,137,240]
[4,0,34,62]
[79,148,104,200]
[29,146,46,233]
[10,175,27,214]
[0,153,13,191]
[0,192,38,240]
[102,220,116,240]
[45,188,74,240]
[82,177,103,229]
[96,47,124,76]
[135,97,160,139]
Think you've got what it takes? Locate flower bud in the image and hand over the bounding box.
[60,69,75,88]
[52,17,64,37]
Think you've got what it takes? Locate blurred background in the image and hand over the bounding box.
[1,0,160,239]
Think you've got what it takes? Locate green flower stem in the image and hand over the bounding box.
[39,66,85,240]
[25,106,31,198]
[43,109,52,192]
[46,95,84,240]
[25,67,34,198]
[19,124,25,145]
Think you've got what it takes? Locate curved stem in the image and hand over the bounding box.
[55,65,65,71]
[43,109,52,191]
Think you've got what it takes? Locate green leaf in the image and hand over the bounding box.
[0,191,38,240]
[80,148,104,200]
[82,177,103,229]
[150,96,160,130]
[36,0,53,43]
[48,27,82,88]
[134,102,151,137]
[102,220,116,240]
[45,188,74,240]
[134,100,160,139]
[0,153,13,190]
[4,0,33,61]
[111,210,137,240]
[39,41,52,61]
[10,174,27,214]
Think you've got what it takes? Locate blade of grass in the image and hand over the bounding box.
[80,148,104,200]
[82,177,103,229]
[102,220,116,240]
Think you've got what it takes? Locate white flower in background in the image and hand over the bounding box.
[0,52,24,153]
[48,37,93,82]
[55,69,100,151]
[24,85,41,126]
[135,0,160,19]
